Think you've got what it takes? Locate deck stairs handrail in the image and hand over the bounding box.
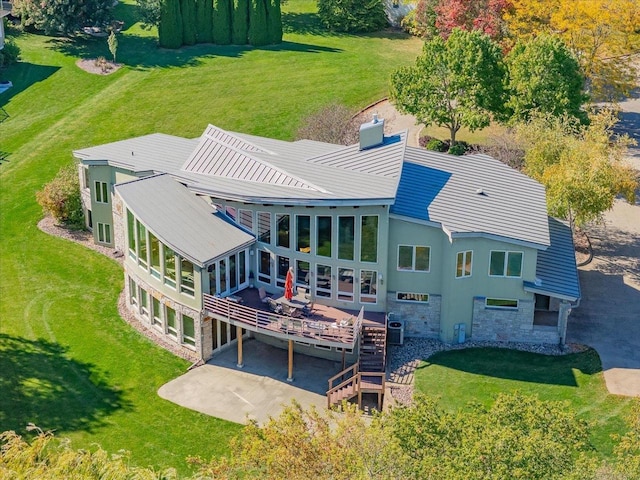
[326,363,386,410]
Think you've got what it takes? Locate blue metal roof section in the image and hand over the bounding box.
[524,217,581,301]
[391,162,451,222]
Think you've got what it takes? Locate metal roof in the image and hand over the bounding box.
[524,218,581,301]
[392,148,550,248]
[115,174,254,267]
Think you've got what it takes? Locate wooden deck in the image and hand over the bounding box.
[203,288,385,349]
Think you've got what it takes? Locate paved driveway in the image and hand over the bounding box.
[566,95,640,397]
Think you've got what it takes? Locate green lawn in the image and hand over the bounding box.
[0,1,421,475]
[415,348,635,459]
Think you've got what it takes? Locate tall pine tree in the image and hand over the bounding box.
[232,0,249,44]
[248,0,269,46]
[266,0,282,44]
[196,0,213,43]
[159,0,184,49]
[213,0,232,45]
[181,0,197,45]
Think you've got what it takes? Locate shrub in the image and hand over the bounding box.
[11,0,114,36]
[318,0,388,33]
[425,138,448,152]
[0,39,21,68]
[36,164,84,228]
[419,135,433,148]
[448,141,468,155]
[296,103,362,146]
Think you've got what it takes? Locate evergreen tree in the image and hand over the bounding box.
[159,0,184,49]
[196,0,213,43]
[212,0,232,45]
[266,0,282,44]
[248,0,269,46]
[181,0,197,45]
[232,0,249,44]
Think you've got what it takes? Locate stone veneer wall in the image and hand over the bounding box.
[471,297,559,344]
[387,293,441,338]
[125,267,203,359]
[112,192,125,254]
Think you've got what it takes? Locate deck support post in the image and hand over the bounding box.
[341,347,346,371]
[287,339,294,382]
[236,326,244,368]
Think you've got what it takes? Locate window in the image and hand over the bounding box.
[127,210,136,259]
[140,289,149,318]
[152,297,162,328]
[276,214,290,248]
[238,251,246,285]
[296,260,310,287]
[219,258,227,293]
[338,216,355,261]
[397,245,430,271]
[296,215,311,253]
[207,264,217,295]
[94,181,109,203]
[225,206,236,221]
[129,277,137,306]
[337,268,354,302]
[489,251,523,277]
[149,233,161,279]
[317,216,332,257]
[166,306,177,338]
[137,220,147,268]
[180,258,195,296]
[97,223,111,244]
[87,210,92,229]
[486,298,518,309]
[82,167,89,189]
[239,209,253,230]
[360,216,378,262]
[182,315,196,346]
[316,264,332,298]
[258,212,271,244]
[360,270,378,303]
[397,292,429,303]
[164,246,176,288]
[229,254,237,291]
[276,255,290,288]
[456,251,473,278]
[258,250,271,283]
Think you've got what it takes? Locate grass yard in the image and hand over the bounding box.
[415,348,635,459]
[0,0,421,475]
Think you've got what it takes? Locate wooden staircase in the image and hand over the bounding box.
[326,324,387,410]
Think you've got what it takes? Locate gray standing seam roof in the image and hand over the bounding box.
[524,218,581,301]
[392,148,551,248]
[115,174,254,267]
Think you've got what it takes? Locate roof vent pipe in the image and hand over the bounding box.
[359,114,385,150]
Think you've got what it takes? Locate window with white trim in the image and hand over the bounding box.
[276,255,290,288]
[360,216,378,262]
[316,264,332,298]
[149,233,161,279]
[396,292,429,303]
[238,209,253,230]
[360,270,378,303]
[258,212,271,244]
[296,260,310,287]
[337,268,354,302]
[140,289,149,318]
[94,181,109,204]
[489,251,523,277]
[276,214,290,248]
[129,277,137,306]
[182,314,196,347]
[338,216,355,261]
[456,250,473,278]
[152,297,162,328]
[317,216,332,257]
[97,223,111,244]
[180,258,195,296]
[127,210,136,260]
[258,250,271,284]
[296,215,311,253]
[485,298,518,309]
[166,306,177,338]
[164,246,176,288]
[397,245,430,271]
[137,220,147,268]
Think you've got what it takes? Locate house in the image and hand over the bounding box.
[74,117,580,368]
[0,2,12,51]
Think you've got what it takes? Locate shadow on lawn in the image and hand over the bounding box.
[48,34,342,70]
[416,347,602,387]
[0,334,130,435]
[0,62,60,108]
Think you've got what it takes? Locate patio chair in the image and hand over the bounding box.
[267,298,282,314]
[259,287,270,303]
[281,303,302,318]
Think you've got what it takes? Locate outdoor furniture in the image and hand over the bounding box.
[258,287,270,303]
[267,298,282,314]
[227,295,243,304]
[281,303,302,318]
[275,295,310,310]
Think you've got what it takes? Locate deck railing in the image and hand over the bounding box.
[203,293,363,348]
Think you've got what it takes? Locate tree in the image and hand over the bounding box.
[135,0,162,30]
[196,0,214,43]
[107,30,118,63]
[181,0,197,45]
[390,28,505,145]
[266,0,283,44]
[505,0,640,101]
[317,0,388,33]
[213,0,233,45]
[434,0,510,41]
[232,0,250,44]
[506,34,587,123]
[401,0,439,39]
[35,165,84,228]
[516,109,637,229]
[248,0,269,46]
[158,0,184,49]
[296,103,362,145]
[12,0,113,35]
